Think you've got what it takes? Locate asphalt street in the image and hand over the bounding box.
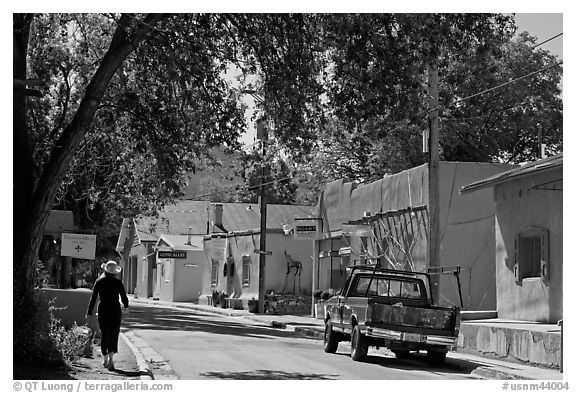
[122,303,490,380]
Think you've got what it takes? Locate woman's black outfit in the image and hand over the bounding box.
[87,273,129,355]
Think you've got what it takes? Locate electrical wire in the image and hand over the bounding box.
[532,33,563,49]
[445,61,563,111]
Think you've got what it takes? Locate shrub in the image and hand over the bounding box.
[14,293,90,367]
[313,289,323,300]
[321,291,331,301]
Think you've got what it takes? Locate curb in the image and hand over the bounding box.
[120,332,154,380]
[470,366,528,380]
[122,329,179,380]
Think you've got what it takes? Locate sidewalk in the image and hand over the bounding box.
[128,295,563,380]
[66,333,152,380]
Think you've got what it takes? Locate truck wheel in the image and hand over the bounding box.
[324,320,339,353]
[427,350,447,366]
[350,325,368,361]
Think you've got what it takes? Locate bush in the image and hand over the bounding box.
[321,291,331,301]
[313,289,323,300]
[14,293,90,367]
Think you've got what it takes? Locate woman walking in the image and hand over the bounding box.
[86,260,129,371]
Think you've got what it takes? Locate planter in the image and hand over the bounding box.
[248,301,259,313]
[219,293,227,308]
[314,303,325,319]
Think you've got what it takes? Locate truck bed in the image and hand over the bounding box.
[369,300,457,333]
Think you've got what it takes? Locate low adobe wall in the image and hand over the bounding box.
[38,288,92,328]
[459,322,561,369]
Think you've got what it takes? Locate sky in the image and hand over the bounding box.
[515,13,563,59]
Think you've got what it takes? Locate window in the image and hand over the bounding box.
[163,260,170,283]
[242,255,251,286]
[515,227,549,283]
[211,259,219,286]
[349,276,422,300]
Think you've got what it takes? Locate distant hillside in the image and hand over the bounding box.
[181,146,320,205]
[181,147,245,202]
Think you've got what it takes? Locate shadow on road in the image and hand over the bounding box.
[331,350,485,378]
[123,304,302,340]
[199,369,339,380]
[112,368,150,378]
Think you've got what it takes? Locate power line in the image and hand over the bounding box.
[446,61,563,110]
[532,33,563,49]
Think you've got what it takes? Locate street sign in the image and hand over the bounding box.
[158,251,187,259]
[61,233,96,260]
[254,249,272,255]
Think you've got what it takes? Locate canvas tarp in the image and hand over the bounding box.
[319,165,429,234]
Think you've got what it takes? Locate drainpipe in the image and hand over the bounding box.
[558,319,563,373]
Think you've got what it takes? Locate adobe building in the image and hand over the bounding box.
[201,203,316,311]
[116,201,316,308]
[461,154,562,323]
[116,201,213,299]
[315,161,515,311]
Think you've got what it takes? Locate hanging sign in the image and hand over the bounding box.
[158,251,187,259]
[61,233,96,260]
[294,220,317,240]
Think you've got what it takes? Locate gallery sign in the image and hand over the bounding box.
[294,220,318,240]
[158,251,187,259]
[61,233,96,260]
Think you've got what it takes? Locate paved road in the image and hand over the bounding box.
[123,303,484,380]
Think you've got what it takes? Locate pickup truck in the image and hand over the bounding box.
[323,265,462,365]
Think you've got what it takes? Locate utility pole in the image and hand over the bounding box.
[257,120,268,314]
[428,62,441,304]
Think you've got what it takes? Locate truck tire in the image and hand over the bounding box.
[427,350,447,366]
[350,325,368,361]
[323,320,339,353]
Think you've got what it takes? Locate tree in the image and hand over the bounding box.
[15,14,170,350]
[439,30,562,163]
[14,13,327,359]
[233,146,298,204]
[304,13,561,186]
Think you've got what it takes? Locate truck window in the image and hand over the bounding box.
[350,275,422,300]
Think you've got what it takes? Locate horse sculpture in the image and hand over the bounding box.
[284,250,302,276]
[282,251,303,295]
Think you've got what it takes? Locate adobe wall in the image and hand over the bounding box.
[494,169,563,322]
[201,231,313,306]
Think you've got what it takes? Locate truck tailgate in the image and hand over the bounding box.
[370,302,456,331]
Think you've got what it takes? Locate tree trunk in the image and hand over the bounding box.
[13,14,166,355]
[13,13,38,324]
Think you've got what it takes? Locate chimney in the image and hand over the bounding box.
[213,203,223,228]
[187,227,192,245]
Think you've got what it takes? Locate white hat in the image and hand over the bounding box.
[101,260,122,274]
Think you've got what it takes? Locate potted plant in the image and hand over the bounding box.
[313,289,323,303]
[247,298,259,313]
[313,290,331,319]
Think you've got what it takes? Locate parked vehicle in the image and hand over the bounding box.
[323,265,462,365]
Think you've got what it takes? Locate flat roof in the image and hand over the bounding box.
[460,153,562,194]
